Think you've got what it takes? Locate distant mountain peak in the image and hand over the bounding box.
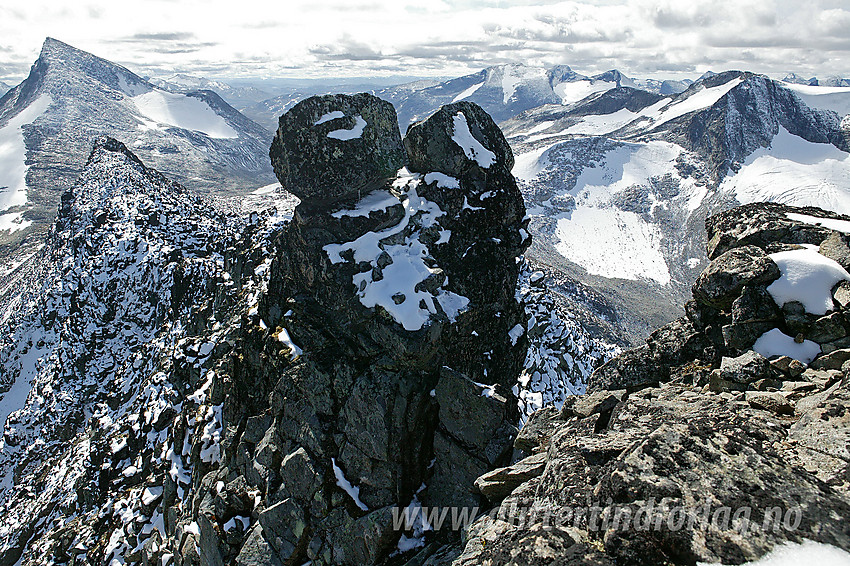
[39,36,85,62]
[782,72,818,86]
[592,69,634,87]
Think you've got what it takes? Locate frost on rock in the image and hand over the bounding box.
[767,245,850,315]
[324,168,470,331]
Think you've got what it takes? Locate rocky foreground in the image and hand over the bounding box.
[458,202,850,564]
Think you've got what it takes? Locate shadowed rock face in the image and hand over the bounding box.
[269,93,406,206]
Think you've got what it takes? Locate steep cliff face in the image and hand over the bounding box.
[458,203,850,565]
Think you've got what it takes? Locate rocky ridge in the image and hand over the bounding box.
[456,202,850,564]
[0,94,582,566]
[0,38,275,293]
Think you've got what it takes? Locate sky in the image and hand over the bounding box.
[1,0,849,85]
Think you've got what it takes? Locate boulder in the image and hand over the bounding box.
[514,406,561,453]
[692,246,780,309]
[719,350,771,384]
[745,391,794,415]
[403,101,514,177]
[810,348,850,370]
[473,452,547,503]
[269,93,405,205]
[820,231,850,271]
[705,201,837,259]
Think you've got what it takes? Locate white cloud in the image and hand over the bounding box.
[0,0,847,83]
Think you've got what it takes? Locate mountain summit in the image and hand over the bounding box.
[0,37,274,253]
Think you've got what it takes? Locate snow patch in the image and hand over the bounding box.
[132,90,238,139]
[767,245,850,315]
[314,110,345,125]
[787,212,850,233]
[555,206,670,285]
[452,82,484,103]
[553,80,614,105]
[781,83,850,118]
[645,77,744,127]
[331,190,398,218]
[331,458,369,511]
[753,328,820,365]
[501,65,547,104]
[423,172,460,189]
[324,169,469,331]
[276,328,303,359]
[0,213,31,233]
[512,142,559,182]
[328,115,367,141]
[451,112,495,168]
[697,539,850,566]
[508,324,524,345]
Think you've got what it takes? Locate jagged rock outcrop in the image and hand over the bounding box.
[591,202,850,392]
[171,94,531,565]
[0,136,271,565]
[457,202,850,565]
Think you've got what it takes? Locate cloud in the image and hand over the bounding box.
[126,32,197,42]
[0,0,847,82]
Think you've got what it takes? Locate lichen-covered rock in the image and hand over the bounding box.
[269,93,406,205]
[403,101,514,177]
[719,350,771,384]
[705,201,845,260]
[459,377,850,565]
[692,245,780,309]
[463,201,850,566]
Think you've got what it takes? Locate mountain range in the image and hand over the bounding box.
[2,38,850,353]
[0,38,279,321]
[503,70,850,342]
[0,38,275,249]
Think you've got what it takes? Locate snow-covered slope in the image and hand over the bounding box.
[0,38,276,316]
[506,71,850,343]
[150,73,273,108]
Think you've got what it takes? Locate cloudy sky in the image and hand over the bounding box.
[1,0,848,84]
